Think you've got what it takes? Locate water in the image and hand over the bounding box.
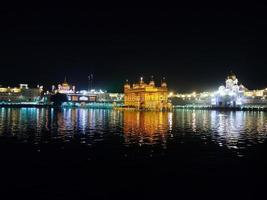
[0,108,267,199]
[1,108,267,156]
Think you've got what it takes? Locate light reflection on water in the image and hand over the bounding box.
[0,108,267,155]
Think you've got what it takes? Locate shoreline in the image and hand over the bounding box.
[173,105,267,111]
[0,104,52,108]
[1,104,267,111]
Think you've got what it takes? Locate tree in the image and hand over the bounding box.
[50,93,68,107]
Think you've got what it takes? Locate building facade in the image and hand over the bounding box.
[67,90,108,103]
[54,77,76,94]
[211,72,245,107]
[0,84,42,103]
[170,72,267,108]
[124,77,171,110]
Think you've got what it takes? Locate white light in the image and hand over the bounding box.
[79,96,88,101]
[229,91,235,96]
[236,98,242,105]
[219,91,226,96]
[80,90,87,95]
[211,98,216,105]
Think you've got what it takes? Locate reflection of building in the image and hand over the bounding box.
[124,77,171,110]
[123,111,169,143]
[0,84,42,102]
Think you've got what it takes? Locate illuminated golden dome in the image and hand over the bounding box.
[62,76,70,87]
[124,79,130,89]
[161,77,167,87]
[149,76,155,86]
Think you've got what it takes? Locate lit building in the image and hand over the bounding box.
[67,89,106,103]
[56,77,75,94]
[211,72,246,107]
[170,72,267,108]
[0,84,42,102]
[244,89,266,97]
[124,77,172,110]
[108,93,124,102]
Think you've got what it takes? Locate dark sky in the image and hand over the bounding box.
[1,4,267,92]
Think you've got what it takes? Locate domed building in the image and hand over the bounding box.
[124,76,171,110]
[212,72,245,107]
[161,77,167,88]
[124,79,131,90]
[149,76,155,87]
[57,77,75,94]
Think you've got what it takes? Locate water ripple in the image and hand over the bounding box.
[0,108,267,157]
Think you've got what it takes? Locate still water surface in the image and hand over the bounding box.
[1,107,267,157]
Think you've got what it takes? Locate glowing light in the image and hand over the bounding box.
[236,98,242,105]
[211,98,217,105]
[219,91,226,96]
[79,96,89,101]
[80,90,87,95]
[229,91,235,96]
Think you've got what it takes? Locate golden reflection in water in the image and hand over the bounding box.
[1,108,267,152]
[56,110,65,134]
[123,111,170,144]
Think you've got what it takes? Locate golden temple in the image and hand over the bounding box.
[124,77,172,111]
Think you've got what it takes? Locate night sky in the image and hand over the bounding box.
[1,4,267,92]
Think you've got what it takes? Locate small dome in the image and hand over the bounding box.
[149,81,155,86]
[161,77,167,87]
[62,76,70,87]
[124,79,130,89]
[149,76,155,86]
[227,71,237,81]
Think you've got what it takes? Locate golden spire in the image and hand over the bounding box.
[149,75,155,86]
[161,77,167,87]
[124,79,130,89]
[64,76,67,84]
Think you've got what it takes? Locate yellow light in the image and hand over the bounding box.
[169,92,173,97]
[0,88,8,93]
